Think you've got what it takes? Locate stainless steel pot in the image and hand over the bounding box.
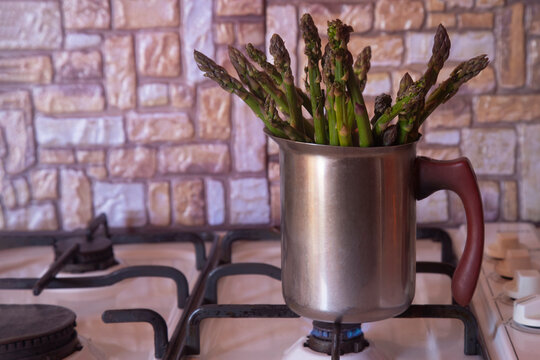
[270,134,484,324]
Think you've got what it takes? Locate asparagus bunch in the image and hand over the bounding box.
[194,16,489,147]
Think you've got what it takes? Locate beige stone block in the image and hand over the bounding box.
[424,97,471,129]
[270,183,280,226]
[137,32,180,77]
[0,2,61,49]
[33,85,104,114]
[104,36,136,109]
[205,179,224,226]
[65,33,101,49]
[172,180,205,226]
[350,35,404,67]
[215,23,235,45]
[138,84,168,107]
[229,178,270,224]
[417,191,448,223]
[216,0,263,16]
[170,84,194,109]
[375,0,424,31]
[158,144,230,174]
[458,12,494,28]
[198,87,231,140]
[108,147,156,178]
[62,0,110,29]
[182,0,214,83]
[461,128,516,175]
[4,203,58,231]
[148,182,170,226]
[299,3,373,35]
[417,146,460,160]
[36,116,125,146]
[426,13,457,29]
[232,97,266,172]
[518,124,540,221]
[502,181,518,221]
[0,109,35,174]
[363,73,392,97]
[53,51,102,80]
[268,162,280,182]
[479,181,500,221]
[406,31,494,64]
[0,56,53,83]
[30,169,57,200]
[126,112,194,143]
[76,150,105,164]
[496,3,525,88]
[237,23,265,46]
[60,169,92,230]
[476,0,505,8]
[267,5,298,78]
[474,95,540,123]
[86,166,107,180]
[39,149,75,164]
[528,39,540,89]
[13,178,30,206]
[93,182,146,227]
[528,4,540,35]
[424,130,460,145]
[426,0,445,11]
[445,0,473,9]
[1,182,16,209]
[112,0,179,29]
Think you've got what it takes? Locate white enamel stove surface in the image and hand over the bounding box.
[187,237,482,360]
[0,242,204,360]
[455,223,540,360]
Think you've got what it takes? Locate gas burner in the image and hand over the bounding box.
[53,214,118,273]
[304,321,369,355]
[0,304,81,360]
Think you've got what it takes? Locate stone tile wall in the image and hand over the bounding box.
[0,0,538,231]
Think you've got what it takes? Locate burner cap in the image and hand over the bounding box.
[0,304,81,360]
[304,321,369,355]
[54,236,118,273]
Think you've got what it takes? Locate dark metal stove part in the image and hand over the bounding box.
[53,214,118,273]
[305,321,369,358]
[102,309,168,358]
[0,265,189,308]
[0,304,82,360]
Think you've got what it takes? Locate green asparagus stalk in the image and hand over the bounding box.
[418,54,490,126]
[333,82,352,146]
[228,46,265,100]
[247,43,313,116]
[194,50,287,138]
[300,13,327,144]
[265,96,310,142]
[395,73,414,143]
[269,34,303,131]
[354,47,371,93]
[322,44,339,146]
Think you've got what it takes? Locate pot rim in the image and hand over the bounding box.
[264,129,420,155]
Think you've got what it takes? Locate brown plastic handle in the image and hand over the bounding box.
[415,156,484,307]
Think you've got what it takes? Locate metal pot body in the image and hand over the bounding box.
[274,136,417,324]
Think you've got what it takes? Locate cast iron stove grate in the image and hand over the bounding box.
[0,304,81,360]
[182,227,482,360]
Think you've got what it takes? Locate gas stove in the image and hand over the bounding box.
[2,222,540,359]
[0,214,216,359]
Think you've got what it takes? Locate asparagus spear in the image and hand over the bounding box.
[395,73,415,144]
[370,93,392,125]
[382,124,398,146]
[194,50,287,138]
[354,47,371,93]
[270,34,304,132]
[418,54,490,126]
[300,13,327,144]
[228,46,266,100]
[247,43,313,115]
[265,96,310,142]
[322,44,339,146]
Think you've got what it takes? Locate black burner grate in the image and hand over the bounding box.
[0,304,81,360]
